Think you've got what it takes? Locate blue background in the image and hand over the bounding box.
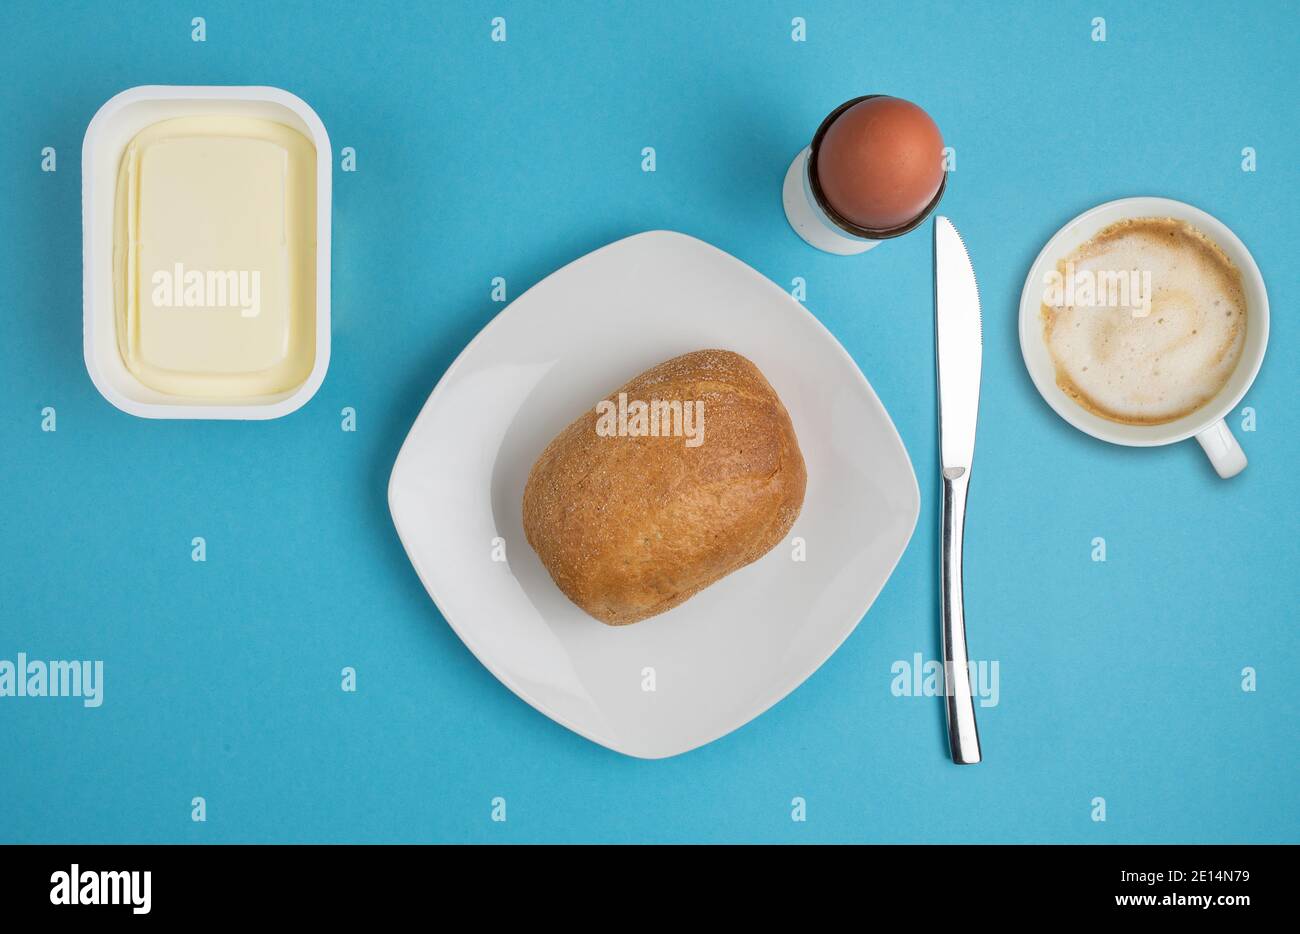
[1,0,1295,843]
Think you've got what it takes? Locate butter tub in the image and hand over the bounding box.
[82,86,332,419]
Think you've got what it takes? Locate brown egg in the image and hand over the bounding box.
[814,96,945,232]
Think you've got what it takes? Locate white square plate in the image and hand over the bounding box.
[388,231,919,758]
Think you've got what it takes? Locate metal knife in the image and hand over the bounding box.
[933,216,983,765]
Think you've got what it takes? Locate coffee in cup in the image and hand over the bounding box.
[1040,217,1246,426]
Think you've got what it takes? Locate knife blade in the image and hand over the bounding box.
[934,216,983,765]
[935,217,982,478]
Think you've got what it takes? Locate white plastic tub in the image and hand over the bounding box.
[82,85,332,419]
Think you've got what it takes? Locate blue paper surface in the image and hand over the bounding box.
[0,0,1295,843]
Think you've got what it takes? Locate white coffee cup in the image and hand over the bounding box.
[1019,197,1269,478]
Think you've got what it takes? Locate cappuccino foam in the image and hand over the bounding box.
[1041,217,1246,426]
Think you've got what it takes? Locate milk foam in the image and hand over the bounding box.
[1042,218,1246,425]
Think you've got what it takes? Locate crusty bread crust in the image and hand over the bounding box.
[522,349,807,625]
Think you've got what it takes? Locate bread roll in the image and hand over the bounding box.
[522,349,806,625]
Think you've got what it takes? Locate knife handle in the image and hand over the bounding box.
[940,469,982,765]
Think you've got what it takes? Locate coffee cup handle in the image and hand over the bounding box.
[1194,418,1247,479]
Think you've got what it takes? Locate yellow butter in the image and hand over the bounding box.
[113,115,317,398]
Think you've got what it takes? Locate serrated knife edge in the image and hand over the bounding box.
[934,216,983,474]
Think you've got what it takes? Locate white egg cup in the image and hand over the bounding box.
[783,95,946,256]
[783,147,879,255]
